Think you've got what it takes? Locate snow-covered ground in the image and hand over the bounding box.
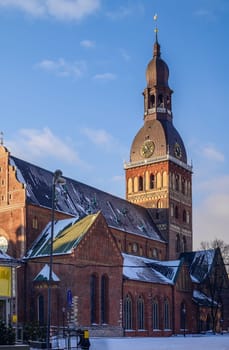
[54,334,229,350]
[89,335,229,350]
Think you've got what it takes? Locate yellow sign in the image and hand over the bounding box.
[84,330,89,339]
[0,266,11,297]
[12,314,17,323]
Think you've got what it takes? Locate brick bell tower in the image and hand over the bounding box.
[124,23,193,259]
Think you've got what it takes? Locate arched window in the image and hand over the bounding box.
[152,298,159,329]
[183,236,187,252]
[138,176,143,191]
[180,302,186,330]
[164,298,170,330]
[182,210,187,222]
[157,199,163,208]
[101,275,109,324]
[181,178,185,195]
[137,296,144,330]
[152,248,158,259]
[175,206,179,219]
[150,174,155,189]
[90,274,98,324]
[149,94,155,108]
[37,295,44,325]
[32,216,38,229]
[158,94,164,107]
[124,294,132,330]
[175,175,179,191]
[176,234,181,253]
[171,203,174,217]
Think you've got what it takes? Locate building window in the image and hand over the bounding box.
[181,178,185,194]
[175,175,179,191]
[138,176,143,191]
[152,248,158,259]
[137,296,144,330]
[124,294,132,330]
[90,274,98,324]
[175,206,179,219]
[101,275,109,324]
[158,94,164,107]
[37,295,44,325]
[132,243,138,253]
[32,216,38,229]
[152,298,159,329]
[182,210,187,222]
[171,203,174,217]
[150,174,155,189]
[180,302,186,330]
[176,234,181,253]
[164,299,170,329]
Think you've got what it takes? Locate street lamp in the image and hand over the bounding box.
[183,304,186,337]
[46,170,66,349]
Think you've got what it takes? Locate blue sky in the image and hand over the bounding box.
[0,0,229,249]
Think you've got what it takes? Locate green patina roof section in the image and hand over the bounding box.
[52,212,99,254]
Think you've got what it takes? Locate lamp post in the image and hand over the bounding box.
[183,304,186,337]
[46,170,66,349]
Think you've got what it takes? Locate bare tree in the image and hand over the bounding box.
[200,238,229,273]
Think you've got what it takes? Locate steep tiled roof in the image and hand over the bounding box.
[26,213,98,258]
[10,155,164,242]
[122,253,180,285]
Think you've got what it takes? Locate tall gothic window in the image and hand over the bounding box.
[176,234,181,253]
[137,296,144,330]
[150,174,155,189]
[90,274,98,324]
[124,294,132,330]
[152,298,159,329]
[139,176,143,191]
[164,298,170,329]
[37,295,44,326]
[101,274,109,324]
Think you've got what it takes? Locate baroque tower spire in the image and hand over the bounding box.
[124,18,193,259]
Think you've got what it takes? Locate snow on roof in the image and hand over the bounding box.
[33,264,60,282]
[25,213,98,258]
[10,155,164,243]
[193,289,217,307]
[0,249,20,266]
[181,249,216,284]
[122,253,180,285]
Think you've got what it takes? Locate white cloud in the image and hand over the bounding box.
[0,0,101,21]
[81,128,113,146]
[36,58,86,78]
[81,127,128,155]
[6,128,83,165]
[93,73,116,81]
[202,145,225,162]
[80,40,96,48]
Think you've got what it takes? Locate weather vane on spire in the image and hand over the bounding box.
[153,13,159,41]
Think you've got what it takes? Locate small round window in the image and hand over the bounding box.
[0,236,8,253]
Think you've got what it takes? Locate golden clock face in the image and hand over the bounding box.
[141,140,155,158]
[174,142,182,159]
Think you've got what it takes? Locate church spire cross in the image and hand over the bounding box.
[153,13,159,42]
